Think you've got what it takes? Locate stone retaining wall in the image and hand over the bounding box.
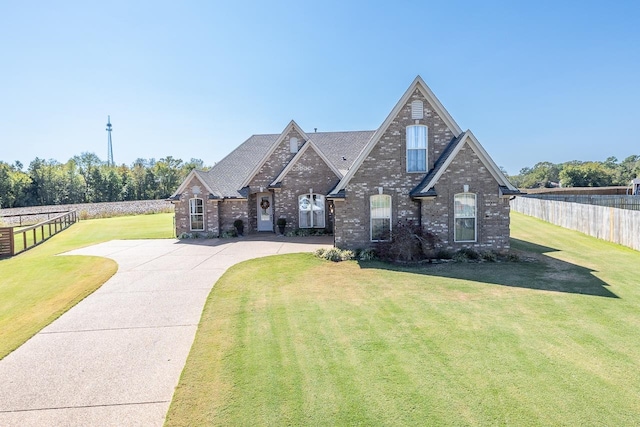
[0,200,174,226]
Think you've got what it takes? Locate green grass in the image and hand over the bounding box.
[0,213,174,359]
[165,212,640,426]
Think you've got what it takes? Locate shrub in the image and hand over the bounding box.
[376,220,441,262]
[220,229,237,238]
[506,252,521,262]
[358,248,377,261]
[314,247,355,262]
[435,249,453,260]
[339,250,355,261]
[452,251,469,262]
[458,247,480,260]
[480,251,498,262]
[286,228,328,237]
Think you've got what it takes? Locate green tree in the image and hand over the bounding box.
[516,161,562,188]
[153,156,183,198]
[559,162,614,187]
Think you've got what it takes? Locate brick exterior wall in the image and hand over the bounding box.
[219,199,249,234]
[171,87,511,249]
[421,143,511,251]
[334,89,456,249]
[245,127,305,234]
[248,128,303,190]
[174,176,220,237]
[274,146,339,234]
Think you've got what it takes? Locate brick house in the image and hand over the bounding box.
[170,76,520,251]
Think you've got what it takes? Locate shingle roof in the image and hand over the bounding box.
[202,130,374,198]
[205,134,279,198]
[307,131,375,175]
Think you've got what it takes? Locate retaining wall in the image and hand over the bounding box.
[0,200,174,226]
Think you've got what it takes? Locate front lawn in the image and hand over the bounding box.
[165,212,640,426]
[0,213,174,359]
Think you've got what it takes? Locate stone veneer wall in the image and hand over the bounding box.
[1,200,173,227]
[421,143,511,251]
[174,176,219,237]
[334,89,456,249]
[274,146,339,234]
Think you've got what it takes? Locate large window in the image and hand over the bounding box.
[299,194,325,228]
[189,198,204,231]
[454,193,476,242]
[370,194,391,241]
[406,125,427,172]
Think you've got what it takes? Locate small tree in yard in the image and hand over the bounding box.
[376,220,440,262]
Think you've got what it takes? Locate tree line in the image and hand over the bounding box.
[0,153,209,208]
[507,155,640,189]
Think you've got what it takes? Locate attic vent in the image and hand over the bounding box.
[411,100,424,120]
[290,137,299,153]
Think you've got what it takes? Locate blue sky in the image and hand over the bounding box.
[1,0,638,175]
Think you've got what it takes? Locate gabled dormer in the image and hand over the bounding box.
[330,76,463,196]
[243,120,310,191]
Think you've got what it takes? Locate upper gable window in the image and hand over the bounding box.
[406,125,428,172]
[290,137,299,153]
[411,100,424,119]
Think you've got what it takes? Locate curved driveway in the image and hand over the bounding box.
[0,236,332,426]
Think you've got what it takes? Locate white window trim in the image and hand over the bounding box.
[406,125,428,173]
[370,194,392,242]
[299,193,325,228]
[189,197,205,231]
[454,192,477,243]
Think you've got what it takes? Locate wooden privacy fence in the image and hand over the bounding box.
[0,210,78,257]
[511,197,640,251]
[523,194,640,211]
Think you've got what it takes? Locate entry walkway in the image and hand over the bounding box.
[0,236,332,426]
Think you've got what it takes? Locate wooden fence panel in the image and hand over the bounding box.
[511,197,640,251]
[0,227,14,257]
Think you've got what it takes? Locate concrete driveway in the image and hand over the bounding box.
[0,236,332,426]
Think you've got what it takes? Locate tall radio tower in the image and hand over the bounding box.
[106,115,114,166]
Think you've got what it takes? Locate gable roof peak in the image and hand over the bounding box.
[239,119,311,188]
[330,75,464,195]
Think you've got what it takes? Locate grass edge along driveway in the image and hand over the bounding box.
[166,212,640,426]
[0,213,174,359]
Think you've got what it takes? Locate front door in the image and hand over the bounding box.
[257,193,273,231]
